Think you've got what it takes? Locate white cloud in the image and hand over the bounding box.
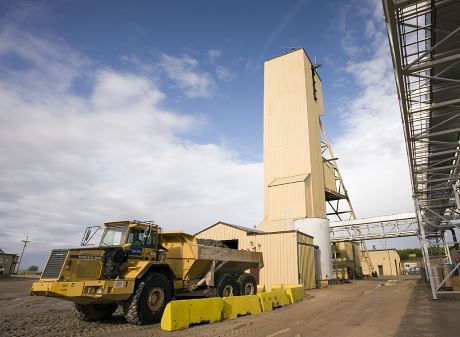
[159,53,215,98]
[207,49,236,81]
[208,49,222,62]
[330,0,413,218]
[215,65,236,81]
[0,26,88,95]
[0,27,262,264]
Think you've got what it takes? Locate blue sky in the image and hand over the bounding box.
[4,0,360,160]
[0,0,419,268]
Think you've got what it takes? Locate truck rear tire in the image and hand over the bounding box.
[74,302,118,322]
[124,273,172,325]
[214,274,239,297]
[236,273,257,295]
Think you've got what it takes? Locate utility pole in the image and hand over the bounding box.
[15,235,30,274]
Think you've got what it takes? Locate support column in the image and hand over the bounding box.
[416,200,438,299]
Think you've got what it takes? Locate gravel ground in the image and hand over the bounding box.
[1,276,459,337]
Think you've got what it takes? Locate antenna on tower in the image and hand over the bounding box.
[312,56,322,70]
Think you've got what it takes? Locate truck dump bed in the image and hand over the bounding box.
[160,232,263,282]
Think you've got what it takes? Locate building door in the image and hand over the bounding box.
[378,265,384,276]
[298,243,316,289]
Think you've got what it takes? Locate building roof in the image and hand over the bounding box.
[264,48,322,81]
[195,221,264,236]
[363,248,399,253]
[196,221,314,239]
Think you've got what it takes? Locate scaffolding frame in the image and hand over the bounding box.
[320,120,375,273]
[383,0,460,299]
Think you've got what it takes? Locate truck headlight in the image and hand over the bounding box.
[84,286,104,295]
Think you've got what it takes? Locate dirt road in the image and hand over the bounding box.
[1,276,459,337]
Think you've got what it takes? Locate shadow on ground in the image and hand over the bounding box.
[395,278,460,337]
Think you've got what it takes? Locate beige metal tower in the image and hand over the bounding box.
[259,48,343,279]
[260,48,332,230]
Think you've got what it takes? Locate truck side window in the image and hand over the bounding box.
[144,231,157,248]
[127,229,157,248]
[128,229,144,247]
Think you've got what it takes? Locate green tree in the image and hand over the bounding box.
[397,248,422,261]
[28,265,38,272]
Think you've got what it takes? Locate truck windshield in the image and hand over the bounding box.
[100,227,127,246]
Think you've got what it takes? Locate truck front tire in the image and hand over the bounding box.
[124,273,172,325]
[74,302,118,322]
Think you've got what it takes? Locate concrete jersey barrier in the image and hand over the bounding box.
[161,284,306,331]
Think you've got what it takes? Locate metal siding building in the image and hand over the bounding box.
[196,222,316,290]
[332,241,363,279]
[361,249,401,277]
[0,250,18,276]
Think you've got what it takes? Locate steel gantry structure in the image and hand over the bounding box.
[383,0,460,299]
[330,213,418,242]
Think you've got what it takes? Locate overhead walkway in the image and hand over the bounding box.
[330,213,418,241]
[383,0,460,299]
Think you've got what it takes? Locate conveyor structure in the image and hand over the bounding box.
[383,0,460,299]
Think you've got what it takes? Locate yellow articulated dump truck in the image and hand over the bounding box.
[31,220,263,325]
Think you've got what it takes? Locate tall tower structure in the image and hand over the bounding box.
[260,48,335,279]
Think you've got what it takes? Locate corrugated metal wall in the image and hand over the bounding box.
[266,182,306,225]
[248,231,299,289]
[332,241,363,279]
[323,161,337,192]
[352,243,363,275]
[196,223,317,290]
[361,250,401,276]
[298,244,315,289]
[196,224,248,245]
[0,254,16,275]
[297,232,316,289]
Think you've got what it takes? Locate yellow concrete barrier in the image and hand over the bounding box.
[257,284,266,293]
[286,286,305,303]
[161,299,190,331]
[282,284,304,289]
[272,289,290,307]
[189,297,223,325]
[161,298,223,331]
[223,295,262,319]
[271,284,283,291]
[257,291,275,312]
[161,286,301,331]
[257,289,290,311]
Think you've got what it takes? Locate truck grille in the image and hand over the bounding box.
[41,249,69,279]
